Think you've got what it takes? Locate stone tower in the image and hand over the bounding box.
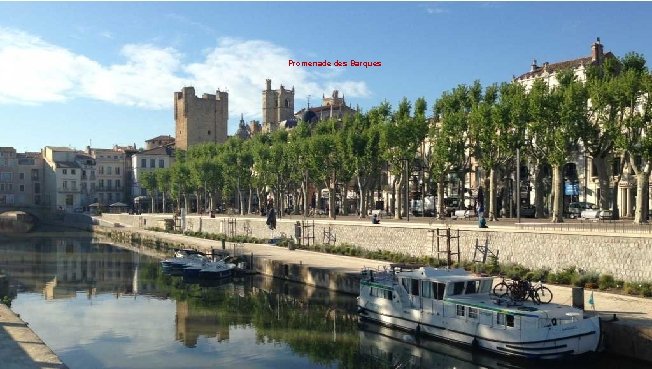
[262,79,294,133]
[174,86,228,150]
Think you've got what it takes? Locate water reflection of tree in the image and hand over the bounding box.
[139,262,370,368]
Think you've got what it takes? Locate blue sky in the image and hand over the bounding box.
[1,2,652,152]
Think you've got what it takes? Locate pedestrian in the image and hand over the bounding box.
[477,186,488,228]
[371,213,380,224]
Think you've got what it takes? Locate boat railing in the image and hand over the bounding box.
[361,265,395,283]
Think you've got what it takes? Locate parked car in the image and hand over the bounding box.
[567,202,596,219]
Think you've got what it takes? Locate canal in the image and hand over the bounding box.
[0,233,649,369]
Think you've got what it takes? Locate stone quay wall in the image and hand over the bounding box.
[101,213,652,282]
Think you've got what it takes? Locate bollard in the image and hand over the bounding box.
[221,239,226,250]
[572,287,585,310]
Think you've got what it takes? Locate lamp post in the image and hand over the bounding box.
[405,160,410,221]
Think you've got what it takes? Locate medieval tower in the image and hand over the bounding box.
[174,86,229,150]
[262,79,295,133]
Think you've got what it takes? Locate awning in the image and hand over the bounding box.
[109,202,129,207]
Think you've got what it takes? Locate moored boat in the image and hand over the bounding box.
[357,265,601,360]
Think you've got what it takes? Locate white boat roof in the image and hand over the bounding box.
[397,267,492,281]
[446,294,586,319]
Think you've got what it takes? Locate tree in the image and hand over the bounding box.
[614,53,652,223]
[139,171,158,213]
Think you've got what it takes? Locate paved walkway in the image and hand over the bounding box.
[0,304,67,369]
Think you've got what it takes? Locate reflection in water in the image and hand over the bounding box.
[2,236,650,369]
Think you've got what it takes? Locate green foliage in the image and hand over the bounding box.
[548,266,579,285]
[598,274,616,290]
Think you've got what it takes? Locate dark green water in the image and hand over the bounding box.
[0,235,649,369]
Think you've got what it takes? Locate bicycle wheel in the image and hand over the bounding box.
[493,282,509,296]
[535,286,553,304]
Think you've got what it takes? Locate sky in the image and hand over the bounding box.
[1,1,652,153]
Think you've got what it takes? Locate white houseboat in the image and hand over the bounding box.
[357,265,601,359]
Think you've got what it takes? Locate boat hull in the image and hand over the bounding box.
[358,304,601,359]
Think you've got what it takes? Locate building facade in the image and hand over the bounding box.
[294,90,357,124]
[262,79,295,133]
[174,86,228,150]
[42,147,84,212]
[88,147,127,206]
[131,145,175,210]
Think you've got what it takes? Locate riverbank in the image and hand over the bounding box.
[94,223,652,364]
[0,303,67,369]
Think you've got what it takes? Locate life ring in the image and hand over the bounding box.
[551,318,557,326]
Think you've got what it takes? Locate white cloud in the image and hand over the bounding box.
[0,27,371,119]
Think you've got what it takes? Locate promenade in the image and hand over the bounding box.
[97,219,652,362]
[0,303,67,369]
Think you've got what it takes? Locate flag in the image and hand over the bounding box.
[588,291,595,309]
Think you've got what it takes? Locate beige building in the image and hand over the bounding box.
[0,147,46,208]
[174,86,228,150]
[88,147,127,206]
[42,146,83,212]
[262,79,295,133]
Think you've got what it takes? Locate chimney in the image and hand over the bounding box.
[266,79,271,91]
[592,37,603,63]
[530,59,538,72]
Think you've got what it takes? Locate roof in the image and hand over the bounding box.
[55,161,80,169]
[515,52,615,81]
[46,146,75,151]
[137,145,175,156]
[146,135,175,142]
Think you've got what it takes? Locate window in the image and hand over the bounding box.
[34,182,40,193]
[90,183,96,191]
[465,280,480,294]
[451,282,465,296]
[62,169,67,175]
[19,185,24,192]
[99,166,104,175]
[19,173,24,180]
[34,195,40,205]
[62,180,68,189]
[506,315,515,327]
[31,169,39,180]
[456,305,465,317]
[421,281,433,299]
[116,179,121,189]
[71,181,77,190]
[99,179,104,189]
[141,159,147,168]
[108,193,113,202]
[435,282,446,300]
[107,167,112,175]
[369,287,393,300]
[107,179,112,189]
[497,313,505,326]
[150,159,155,168]
[81,182,87,191]
[159,159,164,168]
[468,307,478,319]
[411,279,420,296]
[208,130,211,135]
[71,169,76,175]
[115,167,120,175]
[65,194,73,206]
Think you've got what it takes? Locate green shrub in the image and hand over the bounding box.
[598,274,616,290]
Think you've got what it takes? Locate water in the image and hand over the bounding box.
[0,234,649,369]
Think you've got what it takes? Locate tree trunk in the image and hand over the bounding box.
[488,168,497,221]
[533,162,545,218]
[437,174,446,220]
[162,191,167,213]
[394,175,403,220]
[551,165,564,223]
[248,187,253,214]
[634,171,650,224]
[592,156,611,210]
[357,176,365,218]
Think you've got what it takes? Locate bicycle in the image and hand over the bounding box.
[530,281,553,304]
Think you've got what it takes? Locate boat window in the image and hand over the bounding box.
[468,307,478,319]
[411,279,420,296]
[465,280,480,294]
[456,305,465,317]
[480,280,493,293]
[421,281,433,298]
[506,315,515,327]
[497,313,505,326]
[450,282,465,296]
[435,282,445,300]
[401,278,410,292]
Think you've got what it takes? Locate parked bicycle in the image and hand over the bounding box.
[492,275,553,304]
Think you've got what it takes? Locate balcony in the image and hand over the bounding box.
[57,187,80,193]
